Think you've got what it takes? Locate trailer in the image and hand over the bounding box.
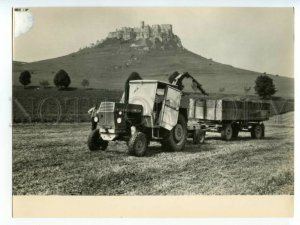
[186,97,270,140]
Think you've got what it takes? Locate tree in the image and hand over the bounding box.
[254,74,277,99]
[19,70,31,89]
[219,87,225,93]
[81,79,89,89]
[53,69,71,89]
[40,80,50,88]
[244,86,251,95]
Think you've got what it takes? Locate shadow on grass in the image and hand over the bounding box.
[206,136,281,141]
[41,86,54,89]
[85,136,264,158]
[87,147,128,158]
[24,85,40,90]
[145,145,164,157]
[59,87,78,91]
[181,142,216,153]
[145,142,216,156]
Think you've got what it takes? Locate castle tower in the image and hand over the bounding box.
[161,24,172,34]
[140,21,145,28]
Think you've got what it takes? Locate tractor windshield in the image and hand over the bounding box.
[128,81,157,116]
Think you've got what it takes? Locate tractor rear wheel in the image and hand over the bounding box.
[128,132,148,157]
[251,124,264,139]
[161,114,187,151]
[193,129,205,144]
[221,123,233,141]
[87,129,108,151]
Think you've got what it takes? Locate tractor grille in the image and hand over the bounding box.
[99,102,115,112]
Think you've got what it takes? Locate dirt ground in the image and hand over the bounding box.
[12,112,294,195]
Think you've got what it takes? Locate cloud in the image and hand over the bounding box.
[14,11,33,38]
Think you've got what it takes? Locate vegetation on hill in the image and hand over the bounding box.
[81,79,89,89]
[53,69,71,89]
[12,44,293,97]
[39,80,50,88]
[255,74,277,99]
[19,70,31,88]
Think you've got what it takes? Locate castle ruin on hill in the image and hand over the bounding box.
[104,21,183,51]
[108,21,173,42]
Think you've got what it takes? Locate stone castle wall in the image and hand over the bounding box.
[107,21,173,41]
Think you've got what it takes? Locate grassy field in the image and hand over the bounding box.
[13,87,294,123]
[13,87,122,122]
[12,112,294,195]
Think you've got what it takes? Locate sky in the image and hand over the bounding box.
[13,7,294,78]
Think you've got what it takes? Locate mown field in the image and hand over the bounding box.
[12,112,294,195]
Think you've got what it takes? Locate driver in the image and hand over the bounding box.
[154,88,165,124]
[88,104,98,130]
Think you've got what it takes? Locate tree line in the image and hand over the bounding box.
[19,69,90,90]
[19,70,277,99]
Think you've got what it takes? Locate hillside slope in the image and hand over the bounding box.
[13,38,294,97]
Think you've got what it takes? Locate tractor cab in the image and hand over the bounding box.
[128,80,182,130]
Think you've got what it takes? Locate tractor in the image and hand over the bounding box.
[87,76,206,156]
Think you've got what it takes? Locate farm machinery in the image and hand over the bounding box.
[87,72,270,156]
[185,97,270,141]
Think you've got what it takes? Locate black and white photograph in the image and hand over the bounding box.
[11,5,294,215]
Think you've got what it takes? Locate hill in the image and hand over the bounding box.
[13,22,294,98]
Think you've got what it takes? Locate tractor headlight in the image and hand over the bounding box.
[94,117,99,122]
[118,111,122,115]
[117,117,122,124]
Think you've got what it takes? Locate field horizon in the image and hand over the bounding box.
[12,86,294,123]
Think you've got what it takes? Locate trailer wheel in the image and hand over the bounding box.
[262,124,265,137]
[162,114,187,151]
[251,124,264,139]
[193,129,205,144]
[221,123,233,141]
[128,132,148,157]
[232,124,239,139]
[87,129,108,151]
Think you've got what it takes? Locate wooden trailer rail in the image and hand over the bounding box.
[187,98,270,141]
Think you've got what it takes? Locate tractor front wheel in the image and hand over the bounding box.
[128,132,148,157]
[87,129,108,151]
